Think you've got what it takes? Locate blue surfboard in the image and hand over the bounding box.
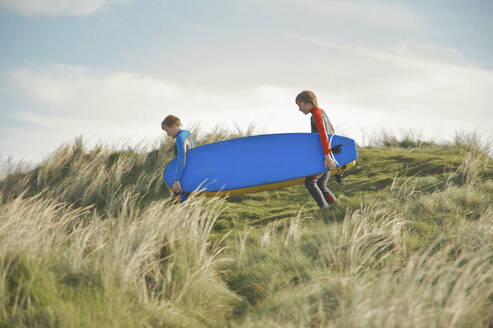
[164,133,358,194]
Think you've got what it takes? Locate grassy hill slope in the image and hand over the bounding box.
[1,131,492,327]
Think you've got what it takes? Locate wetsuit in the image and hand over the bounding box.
[173,129,196,202]
[305,107,337,208]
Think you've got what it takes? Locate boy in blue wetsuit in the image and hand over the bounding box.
[161,115,196,203]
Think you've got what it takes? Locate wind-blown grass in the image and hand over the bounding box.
[0,129,492,327]
[0,193,238,327]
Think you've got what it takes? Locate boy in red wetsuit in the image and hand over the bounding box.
[296,90,338,209]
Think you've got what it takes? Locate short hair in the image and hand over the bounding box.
[161,115,181,129]
[295,90,318,107]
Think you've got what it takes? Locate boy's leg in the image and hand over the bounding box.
[317,172,337,204]
[305,174,328,208]
[172,192,181,204]
[172,192,189,204]
[180,193,190,203]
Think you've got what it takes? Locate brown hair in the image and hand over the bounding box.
[295,90,318,107]
[161,115,181,129]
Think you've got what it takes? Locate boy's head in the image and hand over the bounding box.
[295,90,318,115]
[162,115,181,138]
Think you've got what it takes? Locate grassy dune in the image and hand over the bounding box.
[0,130,492,327]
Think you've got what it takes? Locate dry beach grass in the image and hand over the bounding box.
[0,129,492,327]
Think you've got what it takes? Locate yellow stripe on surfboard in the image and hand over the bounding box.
[203,160,356,197]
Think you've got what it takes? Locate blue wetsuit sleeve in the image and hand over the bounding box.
[174,132,187,182]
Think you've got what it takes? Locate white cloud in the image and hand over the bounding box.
[297,0,422,29]
[3,47,493,162]
[0,0,129,16]
[280,33,493,145]
[10,65,301,127]
[4,65,301,162]
[12,65,184,121]
[287,34,493,118]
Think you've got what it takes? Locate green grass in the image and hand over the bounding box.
[0,130,492,327]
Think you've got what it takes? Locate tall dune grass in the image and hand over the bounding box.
[0,193,238,327]
[224,193,492,327]
[340,241,493,328]
[1,130,492,327]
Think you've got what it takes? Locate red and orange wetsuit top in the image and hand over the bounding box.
[310,107,335,155]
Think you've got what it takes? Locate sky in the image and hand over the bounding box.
[1,0,492,163]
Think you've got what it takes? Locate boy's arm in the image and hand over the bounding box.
[312,111,337,170]
[174,133,187,182]
[312,110,331,155]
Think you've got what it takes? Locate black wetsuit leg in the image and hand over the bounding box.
[305,172,337,208]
